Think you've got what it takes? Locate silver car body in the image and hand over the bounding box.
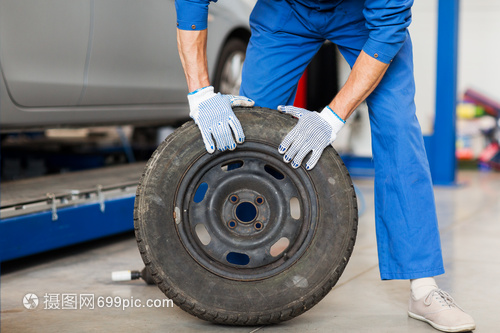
[0,0,254,130]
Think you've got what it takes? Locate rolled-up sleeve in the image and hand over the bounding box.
[362,0,414,64]
[175,0,217,31]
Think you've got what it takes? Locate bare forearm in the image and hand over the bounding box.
[329,50,390,120]
[176,28,211,92]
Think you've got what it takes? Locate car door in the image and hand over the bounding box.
[79,0,185,106]
[0,0,89,107]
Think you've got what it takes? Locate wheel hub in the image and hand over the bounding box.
[222,189,269,235]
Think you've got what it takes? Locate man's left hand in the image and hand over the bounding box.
[278,105,345,170]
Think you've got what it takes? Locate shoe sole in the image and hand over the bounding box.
[408,311,476,332]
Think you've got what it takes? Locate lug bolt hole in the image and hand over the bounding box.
[229,195,239,204]
[228,220,237,229]
[255,196,264,205]
[254,222,263,230]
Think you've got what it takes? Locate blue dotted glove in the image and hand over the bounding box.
[278,105,345,170]
[188,86,254,153]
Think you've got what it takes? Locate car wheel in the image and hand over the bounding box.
[213,38,247,95]
[134,107,358,325]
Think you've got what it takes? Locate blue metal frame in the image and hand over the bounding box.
[428,0,460,185]
[0,196,135,263]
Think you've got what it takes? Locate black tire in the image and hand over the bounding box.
[213,38,247,95]
[141,266,156,285]
[134,107,358,325]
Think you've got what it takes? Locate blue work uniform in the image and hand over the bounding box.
[176,0,445,280]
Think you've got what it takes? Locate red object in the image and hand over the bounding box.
[456,148,474,161]
[479,142,499,162]
[293,70,307,108]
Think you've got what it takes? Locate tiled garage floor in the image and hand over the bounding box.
[2,170,498,332]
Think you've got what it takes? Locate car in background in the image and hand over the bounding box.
[0,0,255,130]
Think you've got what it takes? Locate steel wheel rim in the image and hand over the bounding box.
[174,141,319,281]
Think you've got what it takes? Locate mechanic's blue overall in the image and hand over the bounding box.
[176,0,445,280]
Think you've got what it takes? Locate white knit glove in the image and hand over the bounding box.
[188,86,254,153]
[278,105,345,170]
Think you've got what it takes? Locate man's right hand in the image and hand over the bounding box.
[188,86,254,153]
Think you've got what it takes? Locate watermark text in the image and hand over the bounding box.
[23,293,173,311]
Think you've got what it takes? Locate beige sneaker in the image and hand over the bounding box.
[408,289,475,332]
